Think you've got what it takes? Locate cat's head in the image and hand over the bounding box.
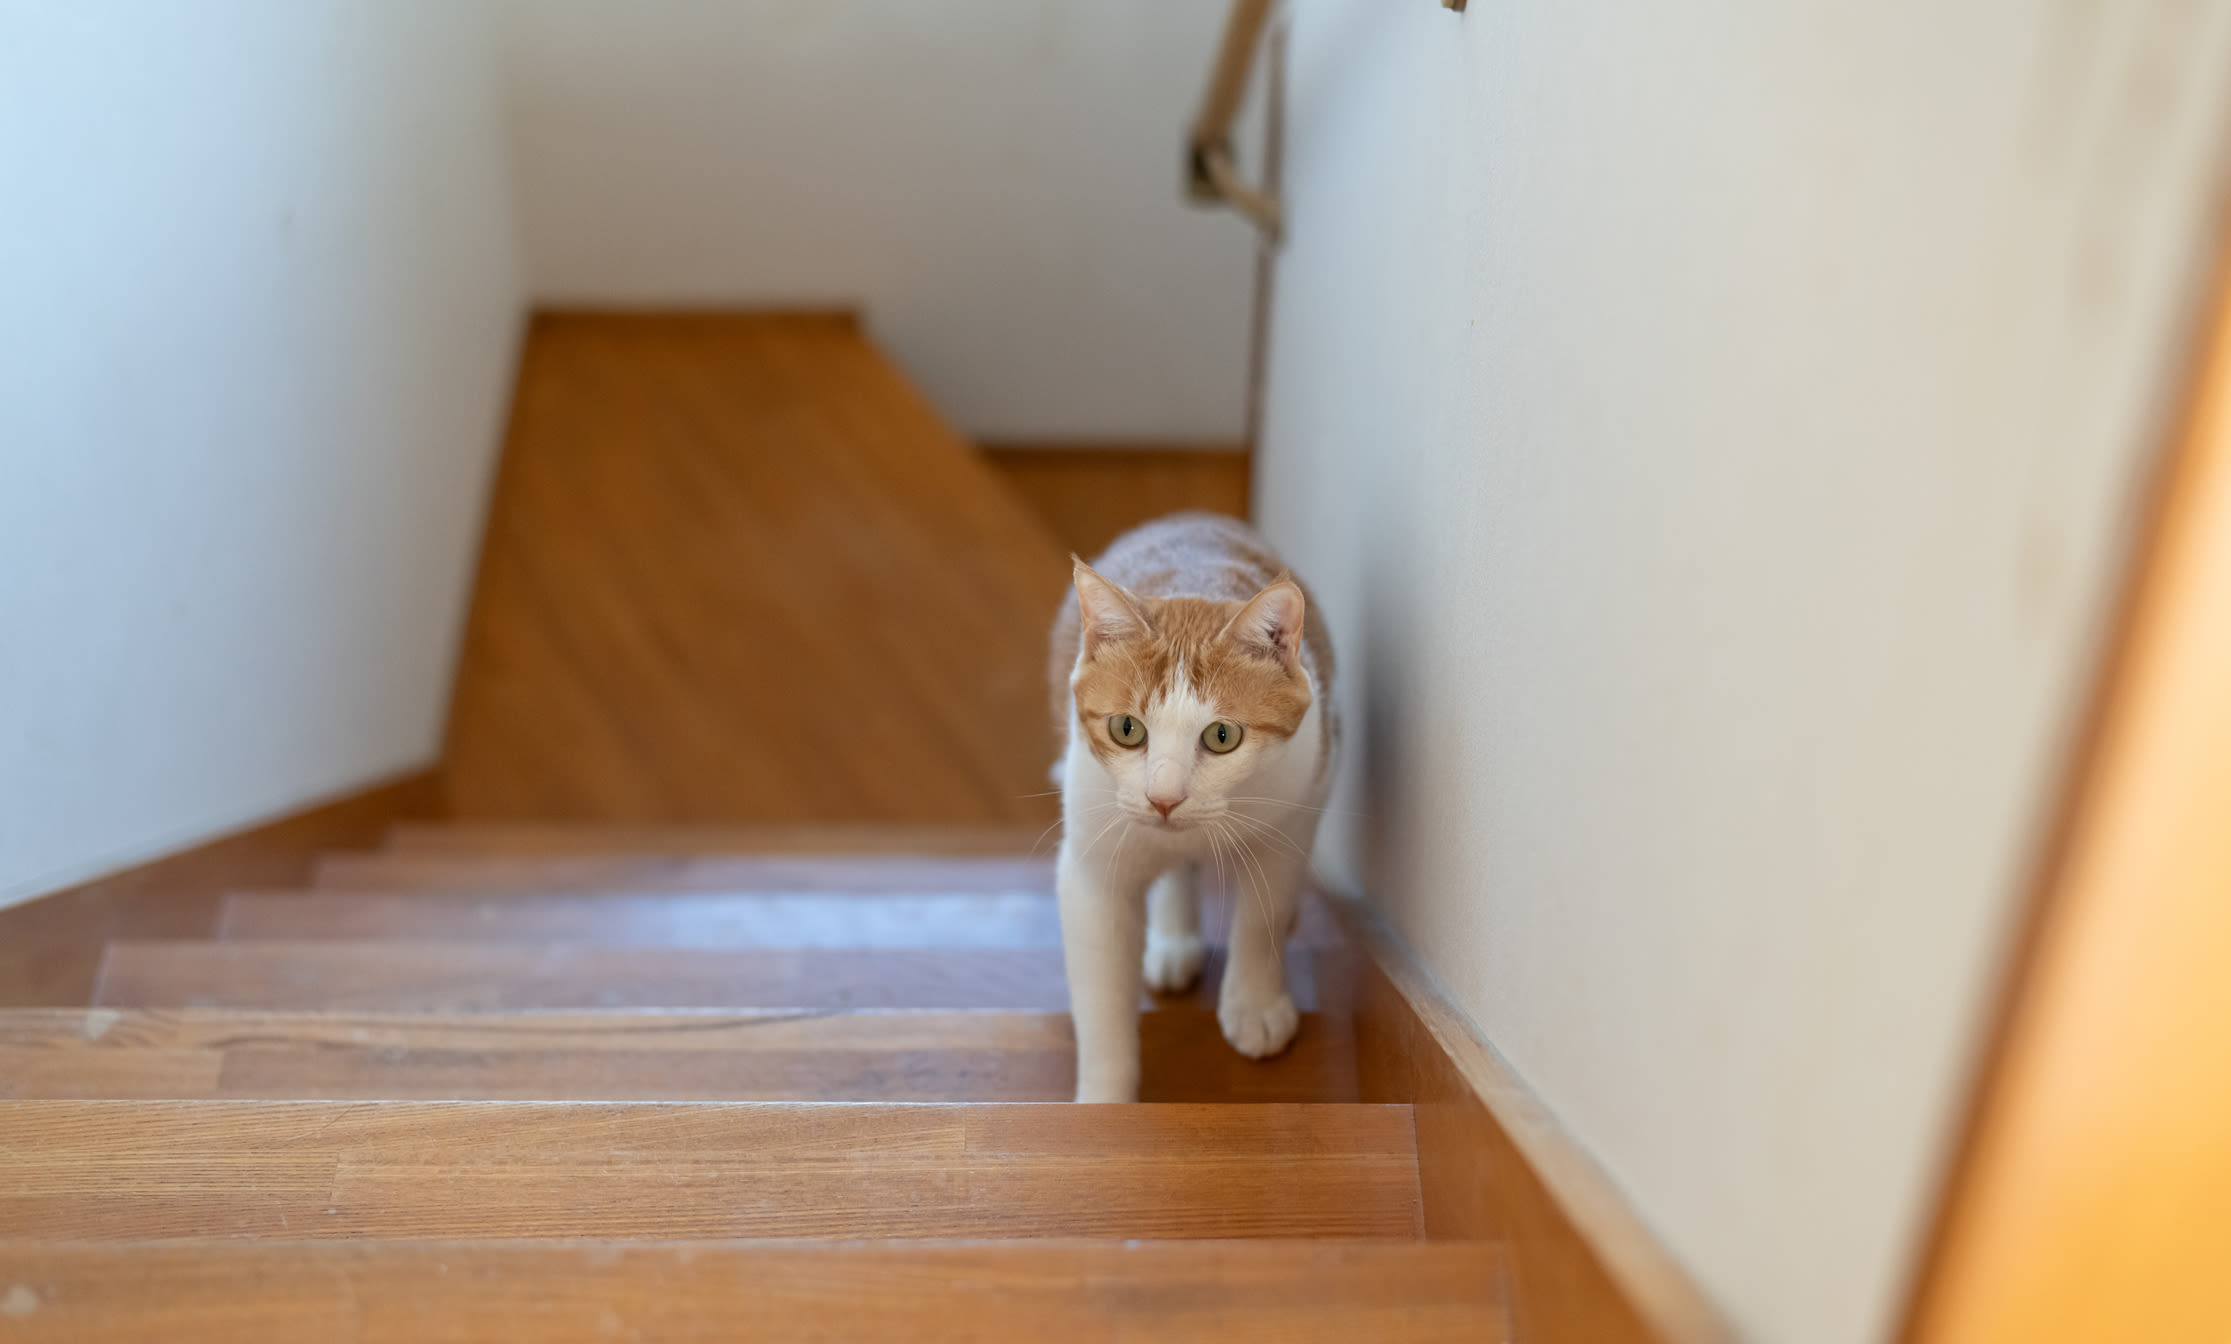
[1068,558,1312,830]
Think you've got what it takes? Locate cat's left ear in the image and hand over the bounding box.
[1221,577,1306,667]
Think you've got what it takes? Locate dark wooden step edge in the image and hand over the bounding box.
[383,821,1058,856]
[0,1100,1424,1242]
[0,1238,1510,1342]
[0,1007,1358,1104]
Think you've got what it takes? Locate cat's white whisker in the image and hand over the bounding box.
[1225,796,1365,817]
[1026,816,1069,857]
[1079,811,1129,862]
[1200,819,1229,938]
[1220,810,1313,866]
[1027,799,1123,856]
[1217,818,1286,984]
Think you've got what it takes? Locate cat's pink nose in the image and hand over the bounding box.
[1148,792,1185,819]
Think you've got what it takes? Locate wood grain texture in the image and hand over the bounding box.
[0,1008,1356,1103]
[90,941,1321,1013]
[0,773,442,1007]
[1900,218,2231,1344]
[0,1101,1422,1240]
[981,444,1252,561]
[0,1239,1507,1343]
[441,311,1072,826]
[384,821,1053,856]
[216,885,1349,949]
[217,889,1069,946]
[312,851,1059,892]
[1330,893,1732,1344]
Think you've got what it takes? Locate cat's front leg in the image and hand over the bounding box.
[1218,845,1304,1060]
[1057,843,1147,1102]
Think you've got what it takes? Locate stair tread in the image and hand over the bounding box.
[314,851,1057,892]
[91,941,1320,1012]
[0,1101,1421,1240]
[385,822,1055,856]
[0,1238,1507,1341]
[439,313,1075,825]
[216,887,1349,948]
[0,1008,1356,1103]
[219,889,1065,946]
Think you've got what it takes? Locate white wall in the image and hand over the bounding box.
[0,2,521,909]
[496,0,1257,440]
[1256,4,2231,1342]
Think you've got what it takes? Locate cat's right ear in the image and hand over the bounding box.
[1073,557,1150,653]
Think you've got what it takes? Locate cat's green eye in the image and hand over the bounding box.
[1201,721,1244,754]
[1108,714,1147,748]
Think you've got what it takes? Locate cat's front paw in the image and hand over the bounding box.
[1218,991,1299,1059]
[1074,1070,1140,1103]
[1142,933,1207,993]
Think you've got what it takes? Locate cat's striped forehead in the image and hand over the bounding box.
[1070,594,1311,765]
[1045,512,1339,775]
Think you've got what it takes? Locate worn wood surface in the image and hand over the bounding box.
[0,773,443,1007]
[441,312,1071,826]
[0,1239,1506,1342]
[384,822,1054,856]
[312,851,1059,892]
[215,886,1347,949]
[0,1101,1421,1240]
[981,444,1252,561]
[1333,893,1731,1344]
[0,1008,1357,1103]
[91,941,1320,1013]
[217,890,1069,947]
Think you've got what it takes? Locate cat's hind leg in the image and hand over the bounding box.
[1142,861,1206,994]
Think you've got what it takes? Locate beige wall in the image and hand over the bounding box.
[0,2,521,909]
[1254,3,2231,1341]
[496,0,1258,440]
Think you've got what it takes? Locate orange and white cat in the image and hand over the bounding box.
[1048,512,1338,1103]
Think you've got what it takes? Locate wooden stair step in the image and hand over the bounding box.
[0,1239,1507,1342]
[313,851,1056,892]
[0,1008,1357,1103]
[217,889,1065,946]
[0,1101,1421,1240]
[385,821,1054,856]
[90,942,1320,1012]
[215,887,1349,948]
[439,313,1075,826]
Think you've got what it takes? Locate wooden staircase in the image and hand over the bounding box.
[0,825,1511,1339]
[0,315,1716,1341]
